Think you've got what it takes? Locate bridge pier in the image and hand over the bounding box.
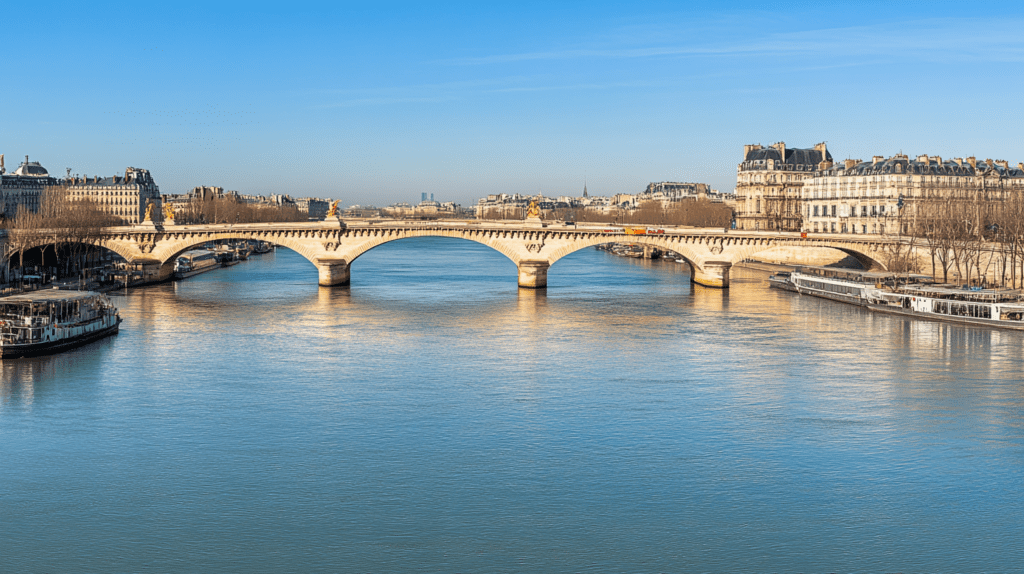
[518,260,549,289]
[692,261,732,288]
[139,261,173,284]
[316,259,351,286]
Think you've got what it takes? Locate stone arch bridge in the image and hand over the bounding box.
[7,220,908,288]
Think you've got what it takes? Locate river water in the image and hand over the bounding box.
[1,239,1021,573]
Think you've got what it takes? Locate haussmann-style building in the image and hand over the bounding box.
[801,154,1024,235]
[0,155,53,219]
[735,142,831,231]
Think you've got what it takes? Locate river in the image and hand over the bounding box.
[1,238,1021,572]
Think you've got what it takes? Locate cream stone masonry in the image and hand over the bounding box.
[802,154,1024,235]
[4,219,916,289]
[735,142,830,232]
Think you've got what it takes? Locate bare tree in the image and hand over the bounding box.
[4,185,119,280]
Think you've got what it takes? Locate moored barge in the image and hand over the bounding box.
[0,290,122,358]
[777,266,1024,330]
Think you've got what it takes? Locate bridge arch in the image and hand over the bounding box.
[6,237,140,265]
[736,242,888,271]
[151,232,325,267]
[337,229,522,266]
[545,233,703,271]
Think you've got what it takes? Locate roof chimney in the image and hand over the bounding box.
[967,156,977,168]
[844,159,858,170]
[953,158,963,166]
[872,156,884,165]
[997,160,1009,169]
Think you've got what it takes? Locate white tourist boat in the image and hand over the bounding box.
[767,271,798,292]
[864,284,1024,329]
[0,290,122,358]
[781,266,1024,330]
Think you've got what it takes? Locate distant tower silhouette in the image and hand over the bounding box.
[583,178,588,198]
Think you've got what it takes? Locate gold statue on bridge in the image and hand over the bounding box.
[163,202,176,222]
[525,199,542,220]
[326,200,340,218]
[142,200,154,222]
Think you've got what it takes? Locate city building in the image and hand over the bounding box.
[0,155,53,218]
[385,197,466,218]
[643,182,709,201]
[735,142,830,231]
[65,167,161,224]
[801,154,1024,234]
[295,197,330,220]
[1,155,160,224]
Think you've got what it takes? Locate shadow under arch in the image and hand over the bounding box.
[6,237,139,266]
[743,244,887,271]
[545,234,703,276]
[152,232,325,268]
[339,229,523,267]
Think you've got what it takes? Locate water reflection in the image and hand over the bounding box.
[2,241,1022,572]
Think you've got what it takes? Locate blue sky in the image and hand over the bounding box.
[4,1,1024,205]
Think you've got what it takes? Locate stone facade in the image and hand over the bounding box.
[66,167,161,225]
[735,142,830,231]
[296,197,330,220]
[0,156,53,218]
[801,154,1024,235]
[0,156,159,224]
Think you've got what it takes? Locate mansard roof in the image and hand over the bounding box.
[744,146,832,166]
[821,155,1024,178]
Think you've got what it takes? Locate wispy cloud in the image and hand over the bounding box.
[441,17,1024,65]
[316,96,457,109]
[310,76,665,108]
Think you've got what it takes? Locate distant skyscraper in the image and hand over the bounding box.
[421,192,428,202]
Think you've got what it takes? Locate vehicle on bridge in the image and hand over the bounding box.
[0,291,121,358]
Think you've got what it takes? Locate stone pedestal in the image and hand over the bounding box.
[523,215,546,228]
[517,260,549,289]
[692,261,732,288]
[317,259,351,286]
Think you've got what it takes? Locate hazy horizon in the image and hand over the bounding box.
[5,0,1024,206]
